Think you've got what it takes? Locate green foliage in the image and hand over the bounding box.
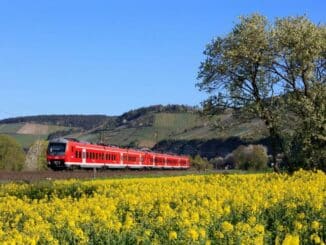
[0,123,25,134]
[197,13,325,171]
[190,155,212,170]
[209,156,224,169]
[284,84,326,171]
[0,134,25,171]
[232,144,269,170]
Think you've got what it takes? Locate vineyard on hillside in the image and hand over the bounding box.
[0,171,325,244]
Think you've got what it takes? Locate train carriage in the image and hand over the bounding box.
[47,138,190,170]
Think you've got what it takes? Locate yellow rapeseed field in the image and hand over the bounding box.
[0,170,325,244]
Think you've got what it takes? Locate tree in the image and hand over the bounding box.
[271,16,326,171]
[232,144,269,171]
[0,134,25,171]
[197,14,325,171]
[284,83,326,171]
[197,14,282,171]
[190,155,212,170]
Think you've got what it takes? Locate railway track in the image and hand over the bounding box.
[0,169,192,182]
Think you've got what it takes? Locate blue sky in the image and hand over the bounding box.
[0,0,325,119]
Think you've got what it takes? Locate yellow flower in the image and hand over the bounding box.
[187,228,199,241]
[248,216,256,225]
[282,234,300,245]
[293,221,303,231]
[221,221,233,233]
[205,240,212,245]
[199,228,206,238]
[310,234,321,244]
[254,224,265,234]
[311,221,320,230]
[297,212,305,219]
[168,231,177,240]
[215,231,224,239]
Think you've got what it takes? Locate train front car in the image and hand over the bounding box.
[47,139,68,169]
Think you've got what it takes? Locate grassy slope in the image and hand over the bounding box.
[77,111,267,149]
[0,107,269,153]
[0,123,72,148]
[0,123,25,134]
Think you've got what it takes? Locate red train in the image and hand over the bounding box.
[47,138,190,170]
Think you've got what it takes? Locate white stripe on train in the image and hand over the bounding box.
[64,162,189,169]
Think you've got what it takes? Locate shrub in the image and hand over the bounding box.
[232,144,268,170]
[224,153,236,169]
[209,156,225,169]
[0,134,25,171]
[190,155,212,170]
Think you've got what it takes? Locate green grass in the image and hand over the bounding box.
[0,123,24,134]
[78,112,268,148]
[154,113,201,129]
[9,134,47,148]
[78,133,99,142]
[67,111,269,151]
[45,125,70,134]
[97,113,206,147]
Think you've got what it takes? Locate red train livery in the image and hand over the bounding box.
[47,138,190,169]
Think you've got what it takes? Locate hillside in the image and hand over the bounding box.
[0,115,113,130]
[0,104,269,157]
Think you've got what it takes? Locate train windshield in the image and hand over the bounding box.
[47,143,66,155]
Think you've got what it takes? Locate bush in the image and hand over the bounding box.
[232,144,268,171]
[0,134,25,171]
[190,155,212,170]
[209,157,224,169]
[223,153,236,169]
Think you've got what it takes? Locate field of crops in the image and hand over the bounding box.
[0,170,325,244]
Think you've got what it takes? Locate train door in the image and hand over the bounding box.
[82,148,86,164]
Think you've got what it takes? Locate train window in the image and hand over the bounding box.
[86,152,89,159]
[95,153,98,159]
[75,151,78,158]
[102,153,104,160]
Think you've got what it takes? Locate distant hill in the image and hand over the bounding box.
[0,115,113,130]
[0,104,269,158]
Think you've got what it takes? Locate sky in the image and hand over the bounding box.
[0,0,325,119]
